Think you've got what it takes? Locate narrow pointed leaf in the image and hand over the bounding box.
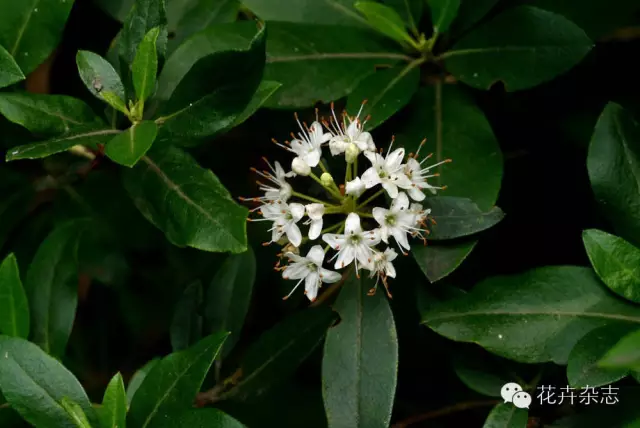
[126,359,160,405]
[60,398,92,428]
[380,0,423,30]
[483,403,528,428]
[0,336,96,428]
[127,332,228,428]
[323,275,398,428]
[354,2,415,46]
[99,372,127,428]
[133,27,160,102]
[105,121,158,167]
[413,239,477,283]
[117,0,167,66]
[428,0,460,34]
[599,329,640,372]
[229,80,282,129]
[77,51,127,112]
[171,281,204,352]
[0,254,29,338]
[0,44,24,89]
[424,197,505,240]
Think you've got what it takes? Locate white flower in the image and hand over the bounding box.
[325,102,376,156]
[282,245,342,301]
[345,177,366,198]
[251,160,293,202]
[292,157,311,176]
[305,203,325,240]
[402,141,451,201]
[322,213,380,274]
[261,201,305,247]
[372,192,415,253]
[289,117,331,168]
[368,248,398,298]
[361,144,411,198]
[406,203,432,244]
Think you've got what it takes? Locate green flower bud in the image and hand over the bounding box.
[321,172,334,187]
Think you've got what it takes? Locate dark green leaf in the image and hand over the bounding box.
[128,332,228,428]
[25,219,90,357]
[354,2,415,46]
[204,248,256,357]
[0,93,102,135]
[323,275,398,428]
[483,403,528,428]
[60,398,92,428]
[599,329,640,372]
[0,0,74,74]
[0,254,29,338]
[424,197,504,240]
[452,353,509,398]
[451,0,499,35]
[0,172,33,251]
[225,306,336,401]
[264,22,408,108]
[171,280,203,352]
[6,126,120,161]
[587,103,640,247]
[99,372,127,428]
[155,408,245,428]
[133,27,160,103]
[583,229,640,304]
[126,358,160,405]
[345,62,420,131]
[443,6,593,91]
[117,0,168,66]
[241,0,366,26]
[380,0,423,31]
[422,266,640,364]
[123,145,249,253]
[0,336,96,428]
[76,51,128,113]
[93,0,135,22]
[0,44,24,89]
[229,80,282,128]
[566,324,634,388]
[428,0,461,34]
[105,121,158,167]
[413,240,477,283]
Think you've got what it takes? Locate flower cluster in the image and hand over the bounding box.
[242,102,451,302]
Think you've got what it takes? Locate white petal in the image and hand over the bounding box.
[385,261,396,278]
[285,252,305,263]
[385,148,405,170]
[345,177,366,197]
[346,120,360,139]
[384,248,398,262]
[363,228,381,246]
[304,272,319,301]
[290,139,306,156]
[309,121,324,141]
[291,157,311,176]
[271,224,284,242]
[304,149,321,167]
[309,219,323,240]
[391,192,409,212]
[319,268,341,283]
[306,245,325,266]
[372,207,387,226]
[361,167,381,189]
[364,150,380,166]
[282,262,310,280]
[329,139,348,155]
[335,247,355,269]
[286,223,302,247]
[355,132,373,151]
[274,161,287,180]
[354,244,374,270]
[322,233,346,249]
[306,203,325,220]
[393,173,413,189]
[391,227,411,251]
[289,203,305,222]
[408,186,426,201]
[345,213,362,235]
[382,181,399,198]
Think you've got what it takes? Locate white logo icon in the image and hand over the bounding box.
[512,391,532,409]
[500,382,523,403]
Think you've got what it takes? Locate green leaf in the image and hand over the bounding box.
[241,0,366,26]
[224,306,336,401]
[0,44,24,89]
[450,0,499,35]
[229,80,282,128]
[380,0,423,31]
[345,62,420,131]
[354,2,415,46]
[105,121,158,167]
[127,332,228,428]
[413,240,477,283]
[126,359,160,405]
[99,372,127,428]
[154,408,245,428]
[422,266,640,364]
[452,353,509,398]
[25,219,90,357]
[424,197,504,240]
[76,51,128,113]
[0,254,29,339]
[93,0,134,22]
[0,336,96,428]
[6,126,120,161]
[133,27,160,103]
[264,22,408,108]
[117,0,167,66]
[0,0,74,74]
[483,403,528,428]
[204,248,256,358]
[428,0,461,34]
[583,229,640,304]
[0,172,33,251]
[587,103,640,247]
[0,93,102,135]
[566,324,634,388]
[122,145,249,253]
[323,275,398,428]
[443,6,593,91]
[61,397,92,428]
[171,280,203,352]
[599,329,640,372]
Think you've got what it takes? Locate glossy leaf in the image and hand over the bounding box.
[241,0,366,26]
[380,0,423,31]
[483,403,528,428]
[0,93,102,135]
[0,44,24,89]
[76,51,128,113]
[587,103,640,247]
[0,336,96,428]
[154,408,245,428]
[452,353,509,398]
[60,398,92,428]
[6,126,120,161]
[133,27,161,102]
[229,80,282,128]
[99,372,127,428]
[451,0,499,35]
[566,324,634,388]
[126,358,160,405]
[443,6,593,91]
[204,248,256,357]
[123,145,249,253]
[128,332,228,428]
[599,329,640,372]
[323,275,398,428]
[422,266,640,364]
[117,0,167,66]
[225,306,336,401]
[171,280,203,352]
[264,22,408,108]
[424,197,504,240]
[354,2,415,46]
[413,240,477,283]
[0,254,29,338]
[0,0,74,74]
[345,62,420,131]
[428,0,461,34]
[105,121,158,167]
[25,220,90,357]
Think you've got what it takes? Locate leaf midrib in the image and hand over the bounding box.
[587,235,640,288]
[11,0,39,56]
[267,51,411,63]
[423,310,640,324]
[442,44,591,59]
[0,96,87,128]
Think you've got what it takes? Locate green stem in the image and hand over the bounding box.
[321,223,343,234]
[356,211,375,219]
[356,189,385,210]
[291,191,338,207]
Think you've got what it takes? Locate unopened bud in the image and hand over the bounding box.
[320,172,334,187]
[345,143,359,164]
[291,157,310,176]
